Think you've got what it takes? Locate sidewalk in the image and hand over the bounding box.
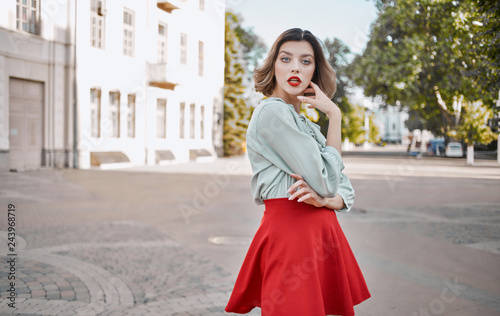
[0,154,499,315]
[121,153,500,180]
[121,155,254,176]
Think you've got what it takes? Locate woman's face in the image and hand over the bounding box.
[272,40,315,102]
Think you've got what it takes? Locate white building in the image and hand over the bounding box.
[0,0,74,171]
[374,105,410,144]
[0,0,225,171]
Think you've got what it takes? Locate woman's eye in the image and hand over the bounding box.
[281,57,290,62]
[302,59,311,65]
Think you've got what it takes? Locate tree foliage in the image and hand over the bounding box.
[234,23,267,75]
[313,37,380,144]
[343,101,366,144]
[463,0,500,100]
[325,38,352,105]
[223,12,251,156]
[451,101,497,145]
[350,0,499,139]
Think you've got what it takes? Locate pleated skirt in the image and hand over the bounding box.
[225,198,370,316]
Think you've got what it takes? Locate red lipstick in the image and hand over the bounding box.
[287,76,301,87]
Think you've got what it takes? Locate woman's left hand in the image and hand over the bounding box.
[287,174,327,208]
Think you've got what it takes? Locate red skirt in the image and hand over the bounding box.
[225,198,370,316]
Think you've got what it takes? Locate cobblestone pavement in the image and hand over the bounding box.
[0,220,243,315]
[0,167,261,316]
[1,154,500,315]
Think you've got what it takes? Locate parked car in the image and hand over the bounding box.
[445,142,464,158]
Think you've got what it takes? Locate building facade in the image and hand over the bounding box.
[374,105,410,144]
[0,0,225,171]
[0,0,75,171]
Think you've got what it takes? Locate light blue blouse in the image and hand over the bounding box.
[246,97,355,212]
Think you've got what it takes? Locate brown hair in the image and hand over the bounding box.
[254,28,337,98]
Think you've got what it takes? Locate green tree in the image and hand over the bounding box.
[350,0,498,139]
[368,112,382,144]
[325,38,352,105]
[405,110,425,132]
[344,102,366,144]
[463,0,500,103]
[299,99,372,145]
[223,12,251,156]
[234,23,267,75]
[404,109,442,133]
[450,101,497,164]
[311,37,365,144]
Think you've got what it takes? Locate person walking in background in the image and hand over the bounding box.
[225,28,370,316]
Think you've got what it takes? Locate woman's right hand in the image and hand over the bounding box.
[287,174,328,208]
[297,81,340,118]
[288,174,346,211]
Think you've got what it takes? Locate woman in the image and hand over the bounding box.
[225,28,370,316]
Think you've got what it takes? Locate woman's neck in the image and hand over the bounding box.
[270,91,301,114]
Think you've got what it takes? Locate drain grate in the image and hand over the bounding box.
[208,235,252,245]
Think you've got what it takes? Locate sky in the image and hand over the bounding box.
[226,0,379,55]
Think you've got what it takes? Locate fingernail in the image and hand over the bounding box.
[297,96,304,100]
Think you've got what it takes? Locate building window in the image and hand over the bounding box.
[198,41,204,77]
[90,88,101,137]
[190,103,195,139]
[127,94,135,138]
[180,102,185,139]
[123,9,135,57]
[157,98,167,138]
[199,0,205,11]
[90,0,105,48]
[109,91,120,137]
[200,105,205,139]
[180,33,187,65]
[158,23,168,63]
[17,0,40,34]
[393,123,396,130]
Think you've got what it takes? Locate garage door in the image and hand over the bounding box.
[9,78,44,171]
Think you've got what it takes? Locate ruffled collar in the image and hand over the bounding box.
[262,97,326,147]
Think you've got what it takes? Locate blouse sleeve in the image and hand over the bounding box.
[255,102,344,198]
[335,172,355,212]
